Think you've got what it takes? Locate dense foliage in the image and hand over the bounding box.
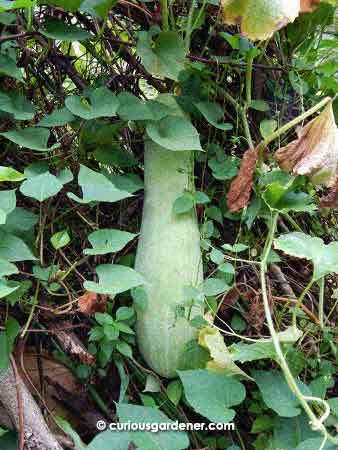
[0,1,338,449]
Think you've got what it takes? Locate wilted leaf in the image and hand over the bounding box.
[227,148,258,212]
[78,291,107,316]
[300,0,320,12]
[275,102,338,187]
[320,172,338,208]
[222,0,300,41]
[199,327,252,379]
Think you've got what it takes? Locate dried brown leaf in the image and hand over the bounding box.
[300,0,320,11]
[320,171,338,208]
[78,291,107,316]
[227,148,258,212]
[276,102,338,187]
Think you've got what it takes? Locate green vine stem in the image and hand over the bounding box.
[292,279,315,330]
[318,277,325,329]
[258,96,331,150]
[260,212,338,445]
[161,0,169,31]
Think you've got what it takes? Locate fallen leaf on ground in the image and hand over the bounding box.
[222,0,300,41]
[227,148,258,212]
[78,291,107,316]
[275,101,338,187]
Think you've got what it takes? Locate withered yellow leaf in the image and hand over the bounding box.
[199,326,253,380]
[276,102,338,187]
[221,0,300,41]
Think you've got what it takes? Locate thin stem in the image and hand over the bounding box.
[318,277,325,329]
[245,54,253,107]
[21,281,40,338]
[258,96,331,150]
[161,0,169,31]
[260,213,337,444]
[185,0,196,51]
[292,279,314,330]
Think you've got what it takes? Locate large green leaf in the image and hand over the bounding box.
[178,369,246,423]
[20,172,63,202]
[38,0,81,11]
[38,107,75,127]
[0,91,35,120]
[0,259,18,277]
[0,128,59,151]
[263,183,316,213]
[0,231,36,261]
[84,264,144,295]
[84,229,136,255]
[0,0,35,10]
[65,87,118,120]
[41,18,91,41]
[68,165,131,204]
[137,31,186,81]
[146,116,202,151]
[254,370,311,417]
[0,279,19,299]
[195,101,233,131]
[230,341,276,363]
[0,54,22,80]
[0,207,38,234]
[80,0,117,19]
[87,404,189,450]
[274,232,338,280]
[0,190,16,225]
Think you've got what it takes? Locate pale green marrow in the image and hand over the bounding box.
[135,141,203,378]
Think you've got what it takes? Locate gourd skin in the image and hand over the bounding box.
[135,141,203,378]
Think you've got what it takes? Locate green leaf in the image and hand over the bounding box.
[146,116,202,151]
[166,380,183,405]
[116,92,156,121]
[94,145,137,168]
[116,306,134,321]
[203,278,229,296]
[137,31,186,81]
[274,232,338,280]
[0,166,25,182]
[250,100,269,111]
[84,229,136,255]
[38,107,75,127]
[65,87,118,120]
[0,54,22,81]
[0,231,36,261]
[38,0,81,11]
[68,165,131,204]
[178,369,246,422]
[84,264,144,295]
[263,183,316,213]
[0,279,19,298]
[51,230,70,250]
[41,18,91,41]
[0,317,20,370]
[259,119,277,139]
[222,243,248,253]
[80,0,117,18]
[254,370,311,417]
[251,415,274,433]
[55,417,86,450]
[0,0,35,10]
[219,32,240,49]
[20,172,63,202]
[173,193,194,214]
[230,341,276,363]
[116,341,133,358]
[1,207,37,234]
[0,190,16,225]
[0,128,59,151]
[0,91,35,120]
[195,101,233,131]
[0,259,18,277]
